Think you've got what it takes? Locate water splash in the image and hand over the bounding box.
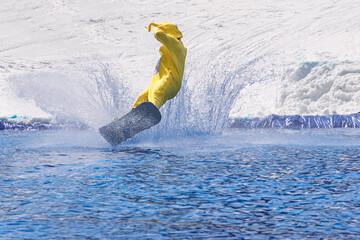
[146,55,275,138]
[7,60,132,128]
[84,60,132,119]
[6,55,276,136]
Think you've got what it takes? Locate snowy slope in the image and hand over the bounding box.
[0,0,359,131]
[230,61,360,119]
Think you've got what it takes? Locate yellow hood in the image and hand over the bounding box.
[146,22,183,39]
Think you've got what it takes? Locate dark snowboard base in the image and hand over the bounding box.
[99,102,161,146]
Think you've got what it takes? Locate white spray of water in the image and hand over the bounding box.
[7,61,133,128]
[4,51,284,137]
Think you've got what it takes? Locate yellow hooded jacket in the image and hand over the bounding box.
[133,22,187,109]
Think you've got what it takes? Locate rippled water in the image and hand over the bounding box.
[1,129,360,239]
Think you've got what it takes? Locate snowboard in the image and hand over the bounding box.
[99,102,161,146]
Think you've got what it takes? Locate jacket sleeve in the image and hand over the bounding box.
[153,27,177,50]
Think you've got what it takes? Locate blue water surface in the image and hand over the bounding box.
[1,129,360,239]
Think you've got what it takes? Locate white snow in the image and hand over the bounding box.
[0,0,359,128]
[229,61,360,119]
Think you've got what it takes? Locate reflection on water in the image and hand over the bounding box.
[1,129,360,238]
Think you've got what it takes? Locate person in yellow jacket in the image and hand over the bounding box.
[132,22,187,109]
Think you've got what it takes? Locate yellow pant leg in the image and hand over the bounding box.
[132,87,149,108]
[148,77,177,109]
[148,82,165,109]
[133,73,179,110]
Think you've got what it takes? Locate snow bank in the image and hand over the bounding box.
[229,61,360,119]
